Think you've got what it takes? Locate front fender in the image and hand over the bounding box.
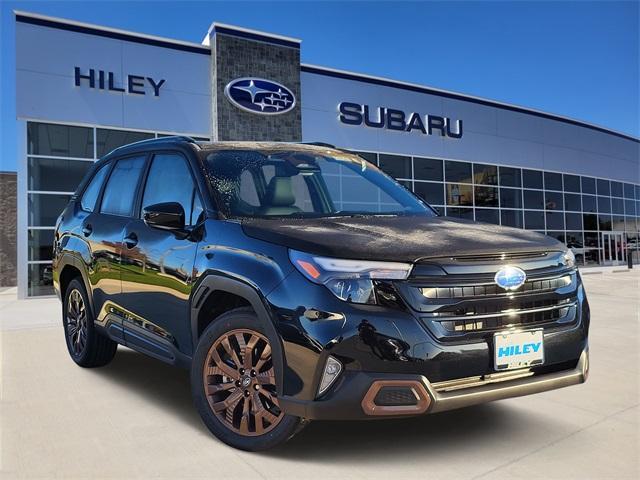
[190,274,287,396]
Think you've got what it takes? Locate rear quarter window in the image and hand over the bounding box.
[80,163,109,212]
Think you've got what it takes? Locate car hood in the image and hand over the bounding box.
[239,215,563,263]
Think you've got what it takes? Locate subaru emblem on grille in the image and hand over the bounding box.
[494,266,527,291]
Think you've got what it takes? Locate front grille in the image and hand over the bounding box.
[420,274,573,299]
[436,302,575,333]
[395,265,579,340]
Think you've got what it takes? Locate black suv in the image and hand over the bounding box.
[53,137,589,451]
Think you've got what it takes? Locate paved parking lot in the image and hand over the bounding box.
[1,271,638,479]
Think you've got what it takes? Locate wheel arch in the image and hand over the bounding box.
[190,274,285,395]
[57,253,95,315]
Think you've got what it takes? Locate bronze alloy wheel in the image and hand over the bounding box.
[203,328,284,436]
[66,288,88,356]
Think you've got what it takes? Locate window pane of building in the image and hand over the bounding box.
[581,177,596,194]
[413,157,443,181]
[445,161,472,183]
[28,194,71,226]
[546,211,564,230]
[474,186,498,207]
[547,231,565,244]
[625,200,636,216]
[612,216,625,231]
[523,189,544,209]
[566,232,584,264]
[475,208,499,224]
[354,151,377,165]
[584,232,600,265]
[564,193,581,212]
[378,154,411,179]
[28,263,54,296]
[445,207,473,220]
[446,183,473,206]
[28,229,54,261]
[563,174,580,193]
[27,122,94,158]
[599,214,612,231]
[596,179,610,196]
[611,198,624,215]
[623,183,635,199]
[501,209,524,228]
[597,196,611,213]
[583,213,598,230]
[413,181,444,205]
[611,182,623,198]
[473,164,497,185]
[499,166,521,187]
[565,212,582,230]
[28,157,92,192]
[545,191,564,210]
[96,129,154,157]
[500,187,522,208]
[522,169,543,189]
[582,195,597,213]
[544,172,562,191]
[524,211,545,230]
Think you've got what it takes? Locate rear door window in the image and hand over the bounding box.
[100,156,146,216]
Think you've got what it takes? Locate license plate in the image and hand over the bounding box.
[494,329,544,371]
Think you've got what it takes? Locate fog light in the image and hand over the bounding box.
[318,356,342,396]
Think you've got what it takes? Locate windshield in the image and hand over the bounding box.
[204,148,436,218]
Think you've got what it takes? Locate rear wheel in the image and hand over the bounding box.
[191,307,303,450]
[63,278,117,367]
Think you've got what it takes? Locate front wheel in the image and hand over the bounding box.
[191,307,304,451]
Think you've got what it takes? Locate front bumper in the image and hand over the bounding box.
[280,348,588,420]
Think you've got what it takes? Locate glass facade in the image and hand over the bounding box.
[353,150,640,269]
[21,123,639,297]
[25,122,209,296]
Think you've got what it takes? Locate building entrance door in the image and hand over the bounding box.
[601,232,627,266]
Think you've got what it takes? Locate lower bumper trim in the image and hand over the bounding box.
[424,347,588,414]
[280,348,588,420]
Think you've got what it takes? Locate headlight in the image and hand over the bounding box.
[562,249,576,268]
[289,249,412,304]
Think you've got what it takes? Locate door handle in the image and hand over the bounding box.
[82,224,93,237]
[124,232,138,249]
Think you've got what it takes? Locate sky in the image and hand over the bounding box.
[1,0,638,172]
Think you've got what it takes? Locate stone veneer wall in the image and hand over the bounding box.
[0,172,17,287]
[212,33,301,142]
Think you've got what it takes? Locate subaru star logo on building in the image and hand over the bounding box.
[224,77,296,115]
[494,266,527,290]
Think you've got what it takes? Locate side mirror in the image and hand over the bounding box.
[143,202,185,231]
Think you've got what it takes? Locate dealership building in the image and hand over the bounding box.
[5,10,639,298]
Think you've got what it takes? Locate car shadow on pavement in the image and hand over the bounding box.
[268,403,521,462]
[94,347,206,433]
[96,347,532,461]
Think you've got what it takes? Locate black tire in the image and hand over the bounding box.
[191,307,304,451]
[62,278,117,368]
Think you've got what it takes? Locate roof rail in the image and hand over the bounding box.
[107,135,200,156]
[300,141,336,148]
